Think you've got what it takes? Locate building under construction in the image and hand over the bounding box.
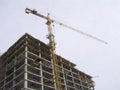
[0,33,94,90]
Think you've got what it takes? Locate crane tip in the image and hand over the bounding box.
[25,8,30,14]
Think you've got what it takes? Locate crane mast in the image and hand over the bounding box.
[46,14,61,90]
[25,8,62,90]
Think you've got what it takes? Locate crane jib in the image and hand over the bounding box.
[25,8,108,45]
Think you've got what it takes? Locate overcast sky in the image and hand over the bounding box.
[0,0,120,90]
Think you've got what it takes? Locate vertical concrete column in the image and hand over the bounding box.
[13,57,16,90]
[40,60,44,90]
[24,40,28,89]
[39,43,44,90]
[70,64,76,89]
[78,72,83,89]
[4,57,8,89]
[61,60,67,90]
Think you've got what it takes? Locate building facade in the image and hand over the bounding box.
[0,33,94,90]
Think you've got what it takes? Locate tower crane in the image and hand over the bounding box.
[25,8,107,90]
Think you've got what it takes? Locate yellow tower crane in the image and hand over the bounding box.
[25,8,107,90]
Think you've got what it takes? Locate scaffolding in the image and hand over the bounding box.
[0,33,94,90]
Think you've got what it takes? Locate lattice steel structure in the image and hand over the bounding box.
[0,33,94,90]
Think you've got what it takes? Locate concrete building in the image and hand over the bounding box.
[0,33,94,90]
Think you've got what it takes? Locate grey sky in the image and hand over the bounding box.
[0,0,120,90]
